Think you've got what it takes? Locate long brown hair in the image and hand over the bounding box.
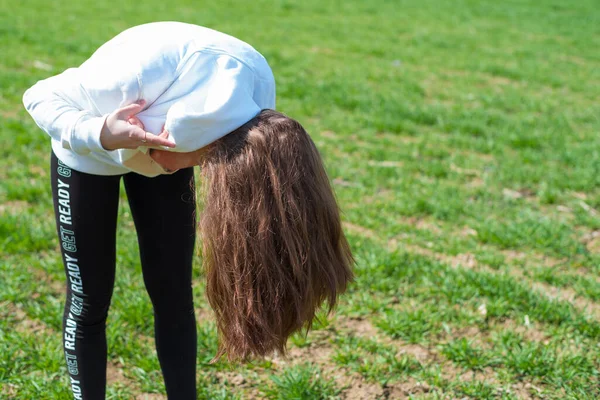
[197,109,354,362]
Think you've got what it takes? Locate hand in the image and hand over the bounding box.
[100,100,176,151]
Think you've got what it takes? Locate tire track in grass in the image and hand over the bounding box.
[265,324,433,400]
[221,310,443,399]
[502,248,600,286]
[343,221,600,320]
[336,324,540,399]
[441,249,600,320]
[343,222,599,397]
[333,311,559,399]
[418,244,600,322]
[332,316,440,399]
[214,336,370,399]
[330,312,541,398]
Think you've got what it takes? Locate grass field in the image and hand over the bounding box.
[1,0,600,398]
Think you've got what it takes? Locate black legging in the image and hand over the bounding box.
[51,151,197,400]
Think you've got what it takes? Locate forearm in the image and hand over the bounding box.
[149,146,208,172]
[23,69,108,155]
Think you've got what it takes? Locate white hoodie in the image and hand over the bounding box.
[23,22,276,177]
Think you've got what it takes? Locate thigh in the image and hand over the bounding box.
[51,152,121,303]
[123,168,196,297]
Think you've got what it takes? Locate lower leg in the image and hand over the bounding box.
[124,168,197,398]
[153,297,197,398]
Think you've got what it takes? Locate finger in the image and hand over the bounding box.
[116,100,146,119]
[143,132,176,148]
[158,129,169,139]
[127,116,145,130]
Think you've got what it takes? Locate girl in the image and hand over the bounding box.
[24,21,354,399]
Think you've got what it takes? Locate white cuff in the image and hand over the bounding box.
[68,112,109,155]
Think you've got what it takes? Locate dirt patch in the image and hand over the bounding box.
[1,382,18,398]
[502,188,524,200]
[486,75,516,86]
[449,253,478,269]
[582,230,600,254]
[459,366,500,386]
[320,130,337,138]
[386,378,431,399]
[338,375,432,400]
[404,217,443,235]
[451,325,484,342]
[194,306,213,323]
[28,165,48,177]
[135,394,167,400]
[4,303,52,335]
[334,315,438,366]
[106,362,136,388]
[0,200,30,214]
[578,201,599,217]
[390,241,436,257]
[555,205,573,214]
[343,222,378,240]
[333,177,362,188]
[460,226,478,237]
[339,377,384,399]
[363,189,395,205]
[367,160,404,168]
[287,343,334,366]
[29,266,65,296]
[215,370,264,399]
[493,319,549,344]
[335,316,380,338]
[531,281,600,320]
[378,134,420,144]
[386,239,486,274]
[216,371,246,386]
[467,177,485,188]
[501,250,565,269]
[500,381,545,399]
[558,54,590,67]
[396,343,433,363]
[571,192,588,200]
[450,163,480,176]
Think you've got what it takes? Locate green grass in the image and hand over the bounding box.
[262,364,341,400]
[1,0,600,398]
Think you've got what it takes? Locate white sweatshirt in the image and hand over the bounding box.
[23,22,276,176]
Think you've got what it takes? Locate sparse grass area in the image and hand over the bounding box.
[1,0,599,398]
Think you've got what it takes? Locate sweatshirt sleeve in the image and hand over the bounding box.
[22,46,141,155]
[163,54,263,152]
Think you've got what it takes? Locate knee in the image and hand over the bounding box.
[147,284,194,318]
[65,292,111,327]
